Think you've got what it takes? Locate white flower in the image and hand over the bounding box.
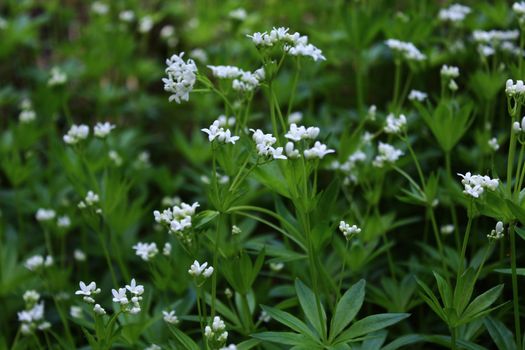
[270,262,284,271]
[163,310,180,324]
[84,191,99,206]
[229,8,247,21]
[145,345,161,350]
[163,242,172,256]
[339,221,361,239]
[119,10,134,22]
[440,224,455,235]
[93,304,106,315]
[70,306,83,318]
[506,79,525,97]
[94,122,116,138]
[75,281,101,304]
[249,128,287,159]
[160,25,175,39]
[48,67,67,86]
[285,142,300,159]
[385,39,426,61]
[304,141,335,159]
[133,242,159,261]
[139,16,154,33]
[408,89,428,102]
[57,215,71,228]
[373,142,403,167]
[63,124,89,144]
[190,48,208,63]
[23,290,40,304]
[111,288,129,304]
[188,260,214,278]
[202,119,240,144]
[488,137,499,151]
[288,111,303,124]
[448,79,458,91]
[25,255,53,271]
[457,172,499,198]
[19,109,36,123]
[163,52,198,103]
[74,249,86,261]
[220,345,237,350]
[384,113,407,134]
[208,65,264,92]
[126,278,144,295]
[439,4,471,23]
[91,1,108,15]
[488,221,505,240]
[440,65,460,78]
[284,123,320,141]
[36,208,56,221]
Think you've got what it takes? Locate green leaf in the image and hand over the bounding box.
[515,226,525,241]
[484,316,517,350]
[433,271,452,309]
[252,332,318,346]
[462,285,504,321]
[329,279,366,339]
[261,305,320,341]
[167,326,200,350]
[415,277,446,321]
[453,267,476,315]
[236,339,261,350]
[295,279,327,338]
[334,313,410,343]
[494,268,525,276]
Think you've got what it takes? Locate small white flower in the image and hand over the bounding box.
[457,172,499,198]
[126,279,144,296]
[93,304,106,315]
[74,249,86,262]
[25,255,53,271]
[408,89,428,102]
[339,221,361,239]
[285,142,300,159]
[133,242,159,261]
[441,65,460,78]
[64,124,89,144]
[439,3,471,23]
[23,290,40,304]
[119,10,135,22]
[385,39,426,61]
[75,281,101,303]
[163,52,198,103]
[303,141,335,159]
[94,122,116,138]
[91,1,108,15]
[373,142,403,167]
[70,306,83,318]
[48,67,67,86]
[201,119,240,144]
[139,16,154,33]
[188,260,214,278]
[57,215,71,228]
[36,208,56,222]
[288,111,303,124]
[163,242,172,256]
[384,113,407,134]
[488,221,505,240]
[270,262,284,271]
[229,8,247,21]
[111,288,129,304]
[488,137,499,151]
[440,224,455,235]
[163,310,180,324]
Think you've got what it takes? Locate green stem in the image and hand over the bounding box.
[211,214,221,317]
[509,223,522,350]
[97,233,118,287]
[445,152,461,250]
[513,142,525,197]
[428,207,450,279]
[392,61,401,111]
[336,240,350,299]
[457,200,473,279]
[508,118,519,196]
[450,327,457,350]
[286,58,301,119]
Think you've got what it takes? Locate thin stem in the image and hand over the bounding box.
[286,58,301,119]
[513,142,525,196]
[509,223,522,350]
[445,152,461,250]
[428,207,450,279]
[97,233,118,287]
[210,214,221,317]
[392,61,402,111]
[450,327,457,350]
[508,118,519,196]
[457,200,473,279]
[336,240,350,299]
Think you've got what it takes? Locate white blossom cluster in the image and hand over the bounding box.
[111,279,144,314]
[63,124,89,144]
[48,66,67,86]
[19,98,36,123]
[250,129,286,160]
[91,1,108,15]
[488,221,505,240]
[438,3,471,23]
[514,2,525,24]
[440,224,455,235]
[25,255,53,271]
[205,316,229,348]
[488,137,499,151]
[188,260,214,278]
[119,10,134,22]
[513,116,525,133]
[18,291,50,335]
[94,122,116,138]
[473,30,522,57]
[207,65,265,92]
[331,150,367,185]
[202,118,240,144]
[163,52,198,103]
[154,201,199,243]
[385,39,426,61]
[283,123,335,159]
[132,242,159,261]
[75,281,101,304]
[506,79,525,98]
[139,16,154,33]
[384,113,407,134]
[247,27,326,61]
[339,221,361,240]
[78,190,101,212]
[441,65,460,91]
[373,142,404,167]
[229,8,247,21]
[408,89,428,102]
[163,309,179,324]
[35,208,56,222]
[457,172,499,198]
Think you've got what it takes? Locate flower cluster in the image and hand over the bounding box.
[487,221,505,240]
[163,309,180,324]
[205,316,229,349]
[19,98,36,123]
[457,172,499,198]
[202,118,240,144]
[63,124,89,144]
[438,3,471,23]
[331,150,367,185]
[111,279,144,314]
[154,201,199,244]
[385,39,426,61]
[513,116,525,133]
[250,129,286,159]
[247,27,326,61]
[514,2,525,24]
[78,190,101,212]
[25,255,54,271]
[283,123,334,159]
[208,65,265,92]
[408,89,428,102]
[48,66,67,86]
[18,291,50,335]
[75,281,101,304]
[384,113,407,134]
[163,52,198,103]
[132,242,159,261]
[506,79,525,98]
[35,208,56,222]
[94,122,116,138]
[488,137,499,151]
[373,142,404,167]
[339,221,361,240]
[473,30,521,57]
[188,260,214,278]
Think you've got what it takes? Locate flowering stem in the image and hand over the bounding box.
[195,286,205,341]
[507,112,520,196]
[445,151,461,250]
[97,233,118,287]
[268,81,280,143]
[450,326,457,350]
[509,223,522,350]
[336,240,350,299]
[43,227,54,257]
[210,214,221,318]
[457,200,473,279]
[513,142,525,196]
